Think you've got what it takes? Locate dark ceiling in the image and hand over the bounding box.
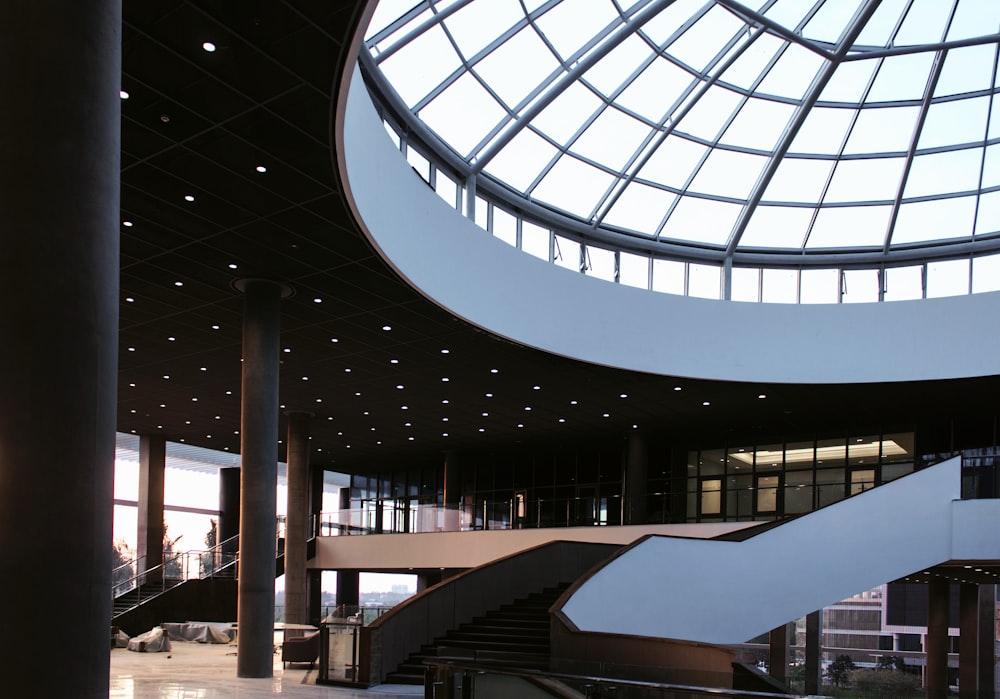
[118,0,999,472]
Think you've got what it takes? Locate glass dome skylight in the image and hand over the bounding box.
[362,0,1000,272]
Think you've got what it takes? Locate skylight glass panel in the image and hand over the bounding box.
[688,262,722,299]
[934,44,996,98]
[761,268,799,303]
[379,24,462,107]
[841,269,879,303]
[852,0,908,48]
[867,52,936,103]
[818,58,878,105]
[802,0,865,45]
[719,33,784,92]
[972,253,1000,292]
[928,258,970,297]
[904,148,983,198]
[788,106,854,154]
[800,267,839,303]
[807,205,891,248]
[975,190,1000,236]
[738,205,813,249]
[638,135,708,189]
[584,35,652,98]
[486,128,559,192]
[948,0,1000,42]
[918,96,989,150]
[585,244,616,281]
[603,182,675,235]
[688,149,767,199]
[731,266,759,302]
[989,94,1000,139]
[442,0,525,59]
[492,205,518,246]
[619,251,649,288]
[755,44,826,101]
[660,197,740,246]
[521,220,550,260]
[842,106,918,155]
[675,85,742,141]
[530,154,616,218]
[553,234,578,270]
[719,97,795,151]
[652,258,685,294]
[617,57,694,123]
[667,4,746,73]
[894,0,953,46]
[474,26,560,109]
[531,81,602,145]
[883,265,923,301]
[761,0,817,33]
[824,158,906,203]
[532,0,620,63]
[572,107,654,172]
[639,0,708,47]
[420,73,507,157]
[892,196,977,245]
[981,144,1000,188]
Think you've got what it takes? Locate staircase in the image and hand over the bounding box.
[386,584,569,684]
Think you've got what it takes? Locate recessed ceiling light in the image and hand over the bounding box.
[478,428,485,433]
[313,297,322,303]
[225,390,232,395]
[316,398,322,403]
[211,325,220,330]
[191,397,198,402]
[344,368,352,373]
[363,411,369,415]
[442,399,449,404]
[354,392,361,396]
[389,358,398,364]
[126,297,134,302]
[396,384,404,389]
[127,347,135,352]
[202,41,216,52]
[517,424,524,428]
[490,368,498,374]
[524,406,532,411]
[674,386,682,391]
[184,194,195,202]
[123,221,133,227]
[228,263,238,269]
[602,413,610,418]
[485,393,493,398]
[533,385,540,390]
[570,400,578,405]
[702,401,711,406]
[200,367,207,372]
[159,404,166,408]
[441,377,449,382]
[327,416,333,421]
[441,349,449,354]
[619,393,628,398]
[382,325,391,331]
[120,90,130,99]
[162,375,169,379]
[130,409,136,413]
[481,412,488,417]
[401,406,409,410]
[758,393,767,399]
[558,418,566,423]
[301,376,309,381]
[174,281,183,287]
[283,348,291,353]
[167,336,175,341]
[404,422,412,427]
[256,165,267,173]
[442,432,449,437]
[129,383,135,387]
[160,114,170,123]
[442,417,449,422]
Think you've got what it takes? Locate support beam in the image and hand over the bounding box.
[337,569,361,611]
[0,1,120,696]
[624,430,648,525]
[805,610,822,695]
[768,623,789,684]
[235,279,285,678]
[979,584,996,699]
[443,451,461,531]
[960,583,979,699]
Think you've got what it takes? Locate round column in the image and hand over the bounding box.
[284,410,313,627]
[235,279,285,677]
[0,2,120,696]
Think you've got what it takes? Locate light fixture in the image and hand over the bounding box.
[120,90,129,99]
[313,297,322,303]
[174,281,183,287]
[202,41,216,52]
[702,401,711,406]
[441,377,449,382]
[674,386,682,391]
[126,297,134,302]
[441,349,449,354]
[382,325,391,331]
[396,384,404,389]
[184,194,195,202]
[211,324,220,330]
[228,263,238,269]
[302,376,308,381]
[256,165,267,173]
[758,394,767,399]
[123,220,133,227]
[619,393,628,398]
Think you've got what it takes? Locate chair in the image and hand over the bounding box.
[281,630,320,668]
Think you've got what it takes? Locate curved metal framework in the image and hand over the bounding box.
[361,0,1000,301]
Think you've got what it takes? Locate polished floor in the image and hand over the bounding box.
[109,641,423,698]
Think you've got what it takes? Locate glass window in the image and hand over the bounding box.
[842,269,880,304]
[619,252,649,289]
[761,268,798,303]
[784,469,814,514]
[883,266,923,302]
[521,221,550,261]
[554,235,579,271]
[800,268,840,304]
[756,474,780,513]
[699,448,725,476]
[492,206,517,247]
[652,259,685,295]
[755,443,783,473]
[726,474,753,520]
[688,263,722,300]
[731,267,760,303]
[585,245,616,281]
[927,259,969,298]
[700,478,722,516]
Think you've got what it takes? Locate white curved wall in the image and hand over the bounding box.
[339,66,1000,384]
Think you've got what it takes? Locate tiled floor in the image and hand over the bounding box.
[109,642,423,698]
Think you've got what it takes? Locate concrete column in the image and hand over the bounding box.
[769,623,790,684]
[337,569,361,611]
[624,430,648,525]
[926,578,950,699]
[137,435,166,582]
[960,583,979,699]
[443,451,461,531]
[805,610,822,695]
[0,2,119,696]
[235,279,285,678]
[283,410,312,627]
[979,584,996,699]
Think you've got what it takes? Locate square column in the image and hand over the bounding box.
[137,435,166,583]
